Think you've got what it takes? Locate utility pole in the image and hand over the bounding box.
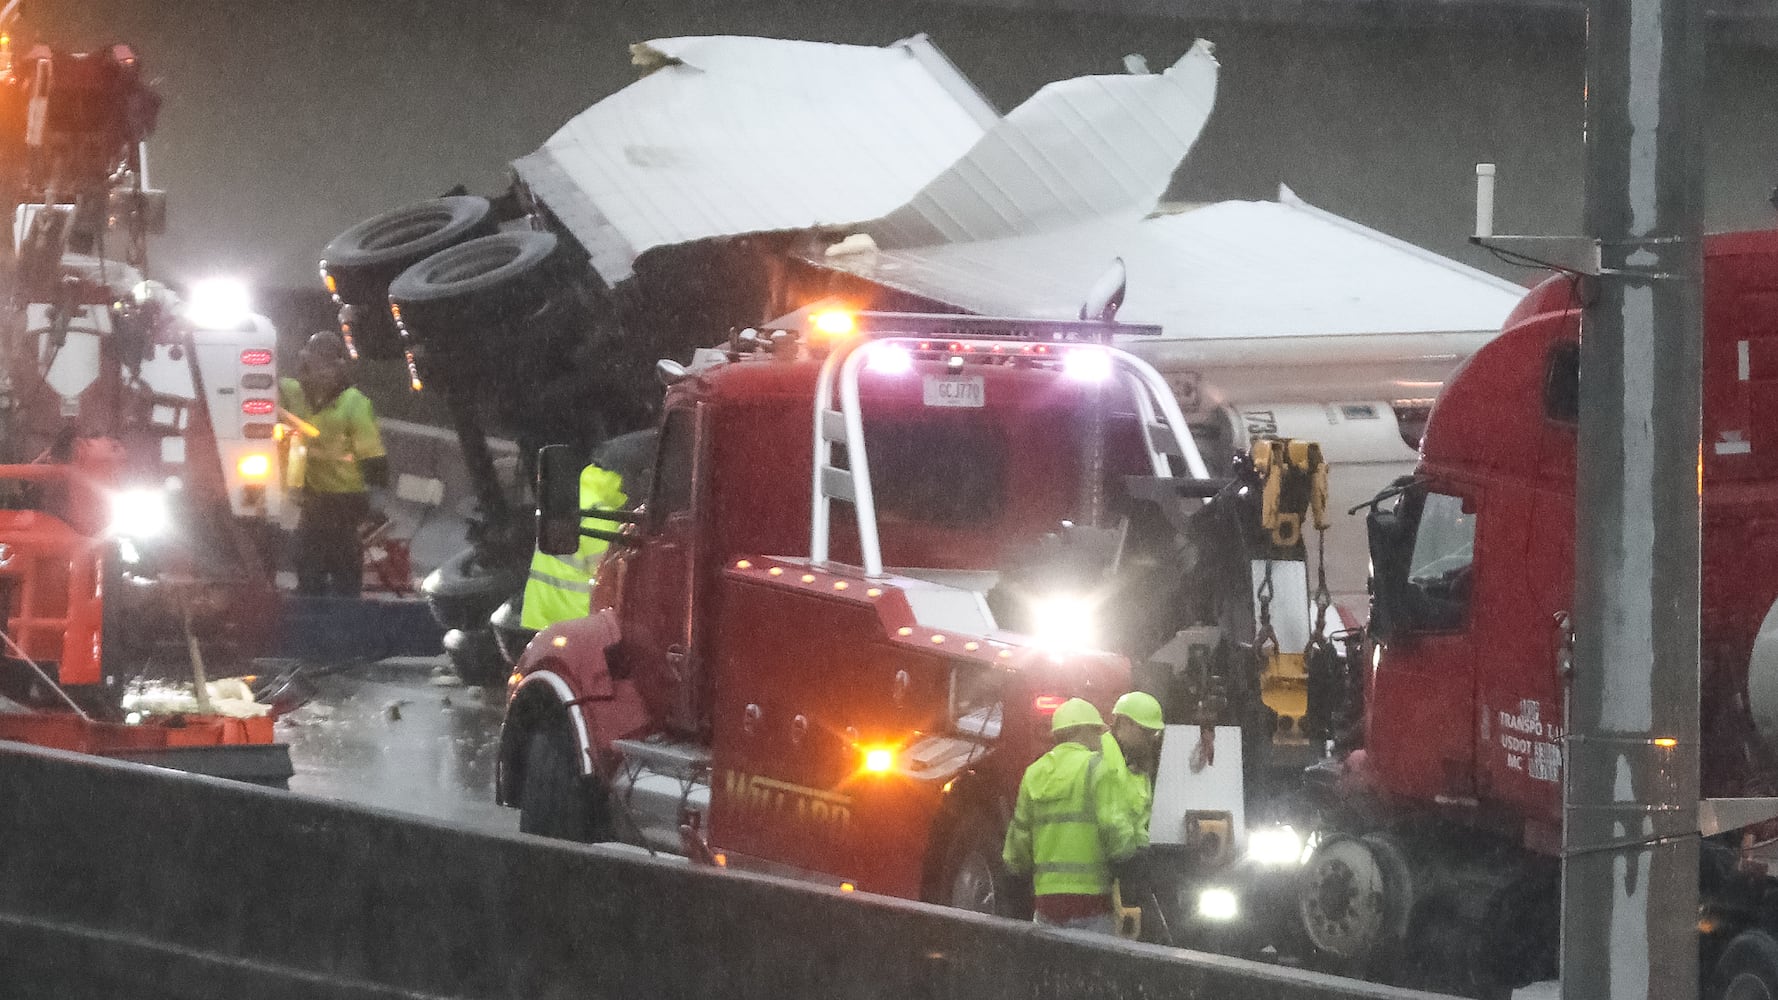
[1562,0,1704,994]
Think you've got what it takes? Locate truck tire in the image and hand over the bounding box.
[319,196,495,359]
[1712,929,1778,1000]
[442,627,506,688]
[518,721,610,842]
[933,812,1020,918]
[421,546,523,632]
[386,231,562,359]
[1298,831,1415,976]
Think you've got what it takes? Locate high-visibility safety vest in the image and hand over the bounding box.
[521,464,627,631]
[1002,740,1146,897]
[279,379,386,494]
[1100,732,1155,843]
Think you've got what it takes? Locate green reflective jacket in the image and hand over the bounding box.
[1002,740,1145,897]
[1101,732,1155,844]
[279,379,385,494]
[521,464,627,631]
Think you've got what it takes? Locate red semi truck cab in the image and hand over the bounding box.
[1286,229,1778,992]
[497,309,1228,906]
[1360,228,1778,832]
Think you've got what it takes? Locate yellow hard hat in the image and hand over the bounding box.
[1051,697,1106,734]
[1112,691,1165,731]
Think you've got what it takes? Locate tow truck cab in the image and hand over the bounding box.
[500,311,1219,903]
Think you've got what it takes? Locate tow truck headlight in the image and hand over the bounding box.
[109,488,170,539]
[185,277,253,330]
[1029,593,1097,651]
[1197,887,1239,921]
[1247,825,1307,866]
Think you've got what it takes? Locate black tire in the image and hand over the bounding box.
[932,811,1021,918]
[1712,929,1778,1000]
[518,721,609,842]
[319,196,495,359]
[421,546,523,632]
[442,627,506,687]
[387,231,562,353]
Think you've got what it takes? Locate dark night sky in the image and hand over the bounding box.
[29,1,1778,294]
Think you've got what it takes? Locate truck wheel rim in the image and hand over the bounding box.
[1299,837,1389,961]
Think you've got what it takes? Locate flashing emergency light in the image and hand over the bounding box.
[240,348,273,366]
[1063,348,1114,383]
[860,746,896,774]
[866,345,913,375]
[812,310,857,337]
[185,278,253,330]
[1031,694,1068,715]
[242,398,275,416]
[237,453,271,479]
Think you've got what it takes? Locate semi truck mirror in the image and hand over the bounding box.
[1365,505,1407,642]
[536,444,582,556]
[656,359,688,386]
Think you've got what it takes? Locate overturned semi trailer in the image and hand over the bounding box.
[321,33,1521,682]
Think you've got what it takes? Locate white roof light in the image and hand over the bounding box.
[185,278,252,330]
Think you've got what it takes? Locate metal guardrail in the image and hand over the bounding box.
[0,741,1450,1000]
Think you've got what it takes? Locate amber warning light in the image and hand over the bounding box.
[812,310,856,337]
[237,454,271,479]
[860,746,895,774]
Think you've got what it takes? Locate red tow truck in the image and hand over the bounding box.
[0,20,291,784]
[496,299,1340,913]
[1263,228,1778,996]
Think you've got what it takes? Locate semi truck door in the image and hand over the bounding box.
[1368,487,1480,802]
[620,406,706,735]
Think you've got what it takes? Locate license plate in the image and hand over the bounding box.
[923,374,984,408]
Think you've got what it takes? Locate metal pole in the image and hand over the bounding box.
[1562,0,1704,993]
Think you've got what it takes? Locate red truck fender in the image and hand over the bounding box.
[496,609,649,804]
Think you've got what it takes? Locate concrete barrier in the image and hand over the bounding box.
[0,741,1440,1000]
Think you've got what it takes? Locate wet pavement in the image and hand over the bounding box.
[276,658,517,834]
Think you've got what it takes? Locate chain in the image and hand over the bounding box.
[1311,523,1333,643]
[1254,555,1278,658]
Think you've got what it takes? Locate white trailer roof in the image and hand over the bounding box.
[809,186,1528,344]
[512,35,1218,284]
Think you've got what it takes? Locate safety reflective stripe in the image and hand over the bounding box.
[528,568,590,593]
[1031,808,1096,825]
[1033,861,1102,875]
[560,547,598,574]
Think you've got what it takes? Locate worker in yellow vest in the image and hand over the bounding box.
[521,461,627,630]
[279,331,386,597]
[1002,698,1146,933]
[1103,691,1165,841]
